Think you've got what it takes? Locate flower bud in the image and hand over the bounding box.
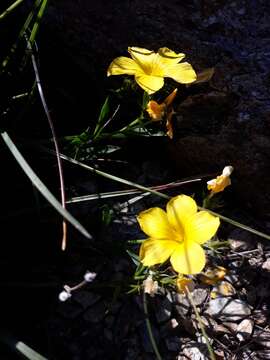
[84,271,97,282]
[59,290,72,302]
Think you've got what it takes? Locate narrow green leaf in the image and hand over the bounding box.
[1,132,92,240]
[0,0,24,20]
[29,0,48,45]
[93,96,110,137]
[15,341,48,360]
[126,249,140,266]
[1,0,42,71]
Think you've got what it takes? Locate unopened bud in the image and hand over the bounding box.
[59,290,72,302]
[84,271,97,282]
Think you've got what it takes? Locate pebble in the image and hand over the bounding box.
[228,229,255,251]
[192,288,209,306]
[212,281,236,297]
[83,301,106,323]
[236,319,254,342]
[205,297,251,321]
[253,329,270,348]
[165,336,181,352]
[262,258,270,271]
[181,341,208,360]
[155,296,172,323]
[174,293,190,316]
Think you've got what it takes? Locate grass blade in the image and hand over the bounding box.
[1,0,42,71]
[15,341,48,360]
[29,0,48,45]
[1,131,92,240]
[0,0,24,20]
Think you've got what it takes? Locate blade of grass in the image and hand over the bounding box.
[1,131,92,241]
[15,341,48,360]
[59,152,270,241]
[27,38,68,250]
[0,0,25,20]
[66,178,202,203]
[1,0,42,71]
[28,0,48,45]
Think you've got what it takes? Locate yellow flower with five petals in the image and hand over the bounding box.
[138,195,220,274]
[107,47,197,94]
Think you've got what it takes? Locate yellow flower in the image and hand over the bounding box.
[176,275,195,294]
[207,166,234,194]
[107,47,197,94]
[146,88,177,138]
[138,195,220,275]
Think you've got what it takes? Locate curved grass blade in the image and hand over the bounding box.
[1,131,92,240]
[0,0,24,20]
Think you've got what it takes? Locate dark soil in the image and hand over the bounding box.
[1,0,270,359]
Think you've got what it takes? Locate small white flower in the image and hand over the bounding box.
[59,290,72,302]
[84,271,97,282]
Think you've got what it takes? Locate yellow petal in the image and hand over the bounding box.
[170,241,206,274]
[128,47,157,74]
[146,101,166,121]
[158,48,186,65]
[186,211,220,244]
[107,56,142,76]
[164,88,178,107]
[135,74,164,94]
[167,195,197,231]
[137,207,173,239]
[139,238,178,267]
[207,175,231,193]
[164,62,197,84]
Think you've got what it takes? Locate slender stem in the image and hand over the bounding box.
[143,292,162,360]
[186,287,216,360]
[27,39,68,250]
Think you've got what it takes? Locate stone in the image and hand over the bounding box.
[228,229,255,251]
[155,296,172,323]
[192,288,209,306]
[253,329,270,348]
[165,336,181,352]
[205,297,251,321]
[262,259,270,271]
[212,281,236,297]
[83,301,106,323]
[236,319,254,342]
[181,341,209,360]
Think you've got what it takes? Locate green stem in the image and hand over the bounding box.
[143,292,162,360]
[186,287,216,360]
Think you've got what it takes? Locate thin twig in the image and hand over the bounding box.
[27,38,67,250]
